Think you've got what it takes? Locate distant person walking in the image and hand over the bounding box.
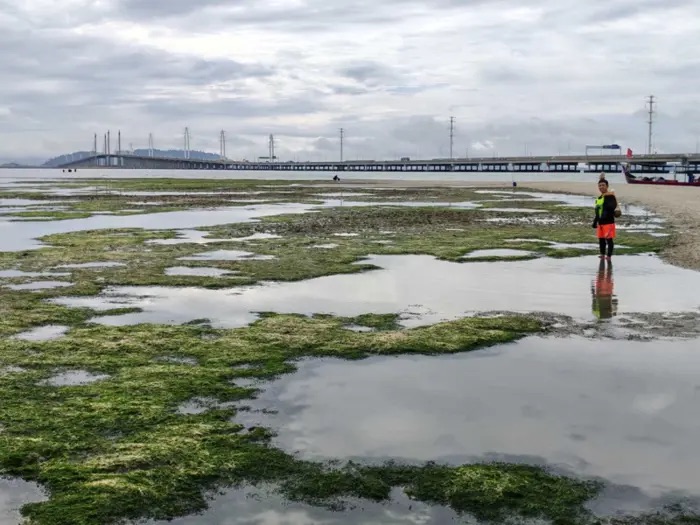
[592,178,618,259]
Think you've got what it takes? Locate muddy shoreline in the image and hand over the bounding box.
[326,178,700,271]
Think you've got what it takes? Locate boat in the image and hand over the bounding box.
[622,165,700,186]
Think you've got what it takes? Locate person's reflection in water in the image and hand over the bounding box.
[591,259,618,319]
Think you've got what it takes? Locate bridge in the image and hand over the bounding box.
[57,152,700,175]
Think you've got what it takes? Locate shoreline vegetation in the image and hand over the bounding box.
[1,178,698,524]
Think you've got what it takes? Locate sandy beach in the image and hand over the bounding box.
[330,178,700,271]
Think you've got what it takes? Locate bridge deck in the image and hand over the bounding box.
[57,153,700,174]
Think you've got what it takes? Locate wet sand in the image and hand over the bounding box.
[331,179,700,271]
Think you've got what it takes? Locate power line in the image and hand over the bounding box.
[647,95,655,155]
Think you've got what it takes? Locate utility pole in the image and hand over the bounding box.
[93,133,97,157]
[647,95,655,155]
[107,130,111,155]
[449,116,455,159]
[117,130,121,155]
[148,133,154,157]
[340,128,344,162]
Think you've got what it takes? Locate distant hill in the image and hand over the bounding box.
[0,162,33,168]
[43,149,221,167]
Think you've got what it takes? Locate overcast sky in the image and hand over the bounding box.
[1,0,699,163]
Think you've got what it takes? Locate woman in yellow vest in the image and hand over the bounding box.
[592,178,618,259]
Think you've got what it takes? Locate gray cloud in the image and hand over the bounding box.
[1,0,700,164]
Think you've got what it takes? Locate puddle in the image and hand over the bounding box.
[13,325,69,341]
[0,269,70,278]
[0,478,47,525]
[312,243,339,249]
[312,192,375,197]
[461,249,537,259]
[147,229,233,245]
[0,193,629,253]
[0,202,322,252]
[475,191,651,216]
[317,199,483,210]
[143,484,460,525]
[4,280,72,291]
[229,232,282,241]
[165,267,238,277]
[156,356,198,365]
[177,397,237,415]
[42,370,110,386]
[180,250,275,262]
[333,233,359,237]
[233,335,700,503]
[149,230,282,246]
[51,254,700,328]
[483,208,547,213]
[56,262,126,269]
[505,239,626,250]
[0,198,60,206]
[482,217,561,224]
[0,366,26,376]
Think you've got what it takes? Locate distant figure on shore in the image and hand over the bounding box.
[333,174,340,181]
[592,178,617,260]
[591,259,618,319]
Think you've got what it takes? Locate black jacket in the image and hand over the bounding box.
[593,194,617,226]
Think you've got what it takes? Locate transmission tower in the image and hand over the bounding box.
[184,127,191,159]
[219,130,227,160]
[340,128,344,162]
[148,133,155,157]
[268,134,275,162]
[449,116,455,159]
[647,95,655,155]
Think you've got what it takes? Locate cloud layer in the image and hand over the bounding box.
[1,0,699,163]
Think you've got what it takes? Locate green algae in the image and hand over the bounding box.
[0,179,683,524]
[0,203,668,293]
[0,312,555,524]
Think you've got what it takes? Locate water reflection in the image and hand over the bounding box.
[52,255,700,328]
[232,336,700,502]
[0,477,47,524]
[591,260,618,320]
[143,485,462,525]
